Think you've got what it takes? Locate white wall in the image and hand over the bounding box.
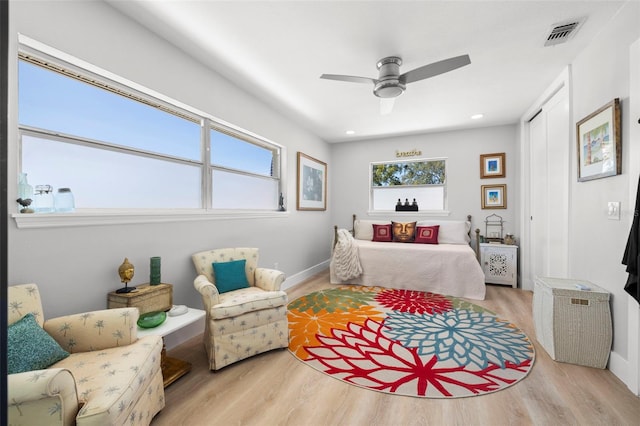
[7,1,332,328]
[568,1,640,391]
[330,125,518,241]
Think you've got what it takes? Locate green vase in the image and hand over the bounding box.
[150,256,161,285]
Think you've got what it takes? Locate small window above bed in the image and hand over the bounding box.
[370,158,447,213]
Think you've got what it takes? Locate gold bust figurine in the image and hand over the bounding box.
[116,257,137,293]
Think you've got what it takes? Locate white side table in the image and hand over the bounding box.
[479,243,518,287]
[138,307,205,387]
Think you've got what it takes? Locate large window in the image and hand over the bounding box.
[17,49,282,212]
[370,158,446,212]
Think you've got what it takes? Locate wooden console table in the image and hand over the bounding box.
[137,308,205,387]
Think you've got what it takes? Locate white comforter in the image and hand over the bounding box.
[330,239,486,300]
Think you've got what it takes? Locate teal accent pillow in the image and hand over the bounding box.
[7,313,70,374]
[213,259,250,293]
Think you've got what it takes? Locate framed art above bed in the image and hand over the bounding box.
[480,152,505,178]
[481,184,507,209]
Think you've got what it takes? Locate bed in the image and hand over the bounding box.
[330,214,486,300]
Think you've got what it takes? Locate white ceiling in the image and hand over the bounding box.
[108,1,627,143]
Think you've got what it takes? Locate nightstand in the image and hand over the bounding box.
[479,243,518,288]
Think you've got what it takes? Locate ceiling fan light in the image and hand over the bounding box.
[374,80,405,98]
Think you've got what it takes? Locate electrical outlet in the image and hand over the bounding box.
[607,201,620,220]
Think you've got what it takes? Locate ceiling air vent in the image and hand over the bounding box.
[544,18,585,47]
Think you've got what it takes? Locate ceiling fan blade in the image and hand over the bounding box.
[320,74,376,85]
[380,97,395,115]
[400,54,471,84]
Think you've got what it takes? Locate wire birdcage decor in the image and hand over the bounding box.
[484,213,504,243]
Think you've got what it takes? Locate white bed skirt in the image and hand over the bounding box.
[330,240,486,300]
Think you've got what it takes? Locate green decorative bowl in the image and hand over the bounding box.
[137,311,167,329]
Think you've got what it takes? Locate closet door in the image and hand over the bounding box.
[529,84,570,281]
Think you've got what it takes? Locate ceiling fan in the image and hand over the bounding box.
[320,54,471,114]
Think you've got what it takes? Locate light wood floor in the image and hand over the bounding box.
[152,270,640,426]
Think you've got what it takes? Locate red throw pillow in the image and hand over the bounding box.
[414,225,440,244]
[372,224,392,242]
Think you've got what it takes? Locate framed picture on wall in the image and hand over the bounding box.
[481,184,507,209]
[576,98,621,182]
[480,152,506,178]
[297,152,327,211]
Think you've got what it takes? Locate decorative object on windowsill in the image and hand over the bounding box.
[117,257,136,294]
[150,256,161,285]
[33,184,55,213]
[54,187,75,212]
[484,213,504,243]
[16,198,34,214]
[504,234,516,245]
[395,198,419,211]
[17,173,34,212]
[278,192,286,211]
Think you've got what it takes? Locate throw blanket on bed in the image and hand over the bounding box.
[331,228,363,281]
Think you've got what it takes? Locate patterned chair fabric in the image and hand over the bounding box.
[7,284,165,426]
[192,247,289,370]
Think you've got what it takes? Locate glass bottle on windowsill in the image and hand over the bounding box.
[33,185,55,213]
[55,188,75,213]
[17,173,34,213]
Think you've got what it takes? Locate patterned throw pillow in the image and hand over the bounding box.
[7,313,70,374]
[213,259,250,293]
[414,225,440,244]
[372,223,392,242]
[392,221,417,243]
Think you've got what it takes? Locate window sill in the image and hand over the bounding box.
[12,209,290,229]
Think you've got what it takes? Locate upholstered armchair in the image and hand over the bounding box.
[7,283,165,426]
[192,247,288,370]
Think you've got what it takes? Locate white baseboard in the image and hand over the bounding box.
[281,259,330,291]
[608,350,638,395]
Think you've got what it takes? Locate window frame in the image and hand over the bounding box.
[368,157,450,217]
[208,123,282,210]
[13,35,287,228]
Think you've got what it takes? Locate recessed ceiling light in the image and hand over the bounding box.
[345,130,356,135]
[471,114,484,120]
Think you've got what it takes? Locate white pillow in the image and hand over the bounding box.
[353,220,391,240]
[417,220,471,244]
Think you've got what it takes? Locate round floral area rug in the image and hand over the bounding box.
[287,286,535,398]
